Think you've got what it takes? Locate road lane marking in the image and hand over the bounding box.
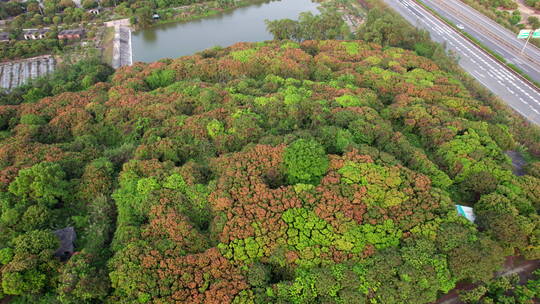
[390,0,540,121]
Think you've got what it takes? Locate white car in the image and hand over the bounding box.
[456,24,465,30]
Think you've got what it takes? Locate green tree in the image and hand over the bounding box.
[53,15,62,25]
[265,9,349,41]
[526,162,540,178]
[509,10,522,26]
[447,235,505,283]
[12,230,58,256]
[460,170,499,201]
[246,263,271,287]
[82,0,98,9]
[2,269,48,296]
[358,8,423,49]
[2,230,59,296]
[8,162,70,207]
[145,69,176,90]
[528,16,540,28]
[265,18,299,40]
[284,139,329,184]
[57,252,110,304]
[134,6,153,29]
[20,204,50,231]
[59,0,76,10]
[0,248,13,265]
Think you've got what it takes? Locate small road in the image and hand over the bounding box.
[434,258,540,304]
[104,18,131,28]
[422,0,540,83]
[382,0,540,125]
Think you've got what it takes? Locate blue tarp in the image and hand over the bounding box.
[456,205,475,222]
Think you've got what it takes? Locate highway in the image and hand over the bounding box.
[382,0,540,125]
[422,0,540,83]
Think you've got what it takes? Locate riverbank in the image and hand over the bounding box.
[130,0,321,62]
[105,0,347,67]
[147,0,292,29]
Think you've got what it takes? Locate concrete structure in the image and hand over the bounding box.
[112,25,133,69]
[384,0,540,125]
[104,18,130,28]
[0,56,55,91]
[58,29,85,40]
[0,32,9,42]
[72,0,82,8]
[104,19,132,69]
[23,28,50,40]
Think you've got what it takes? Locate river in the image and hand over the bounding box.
[131,0,320,63]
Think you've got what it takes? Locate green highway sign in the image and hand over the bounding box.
[534,29,540,38]
[518,29,532,39]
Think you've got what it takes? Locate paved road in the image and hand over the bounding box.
[383,0,540,125]
[422,0,540,83]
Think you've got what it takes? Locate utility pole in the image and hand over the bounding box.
[521,30,532,54]
[518,29,539,54]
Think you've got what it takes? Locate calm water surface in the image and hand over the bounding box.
[132,0,319,62]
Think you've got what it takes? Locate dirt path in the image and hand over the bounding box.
[498,261,538,277]
[104,18,131,28]
[515,0,540,19]
[506,150,527,176]
[433,257,540,304]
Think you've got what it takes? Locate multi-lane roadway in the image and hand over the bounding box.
[423,0,540,83]
[383,0,540,125]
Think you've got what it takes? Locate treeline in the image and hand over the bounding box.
[525,0,540,9]
[266,0,539,60]
[265,8,351,41]
[266,3,456,71]
[1,0,237,31]
[0,39,61,62]
[1,0,99,28]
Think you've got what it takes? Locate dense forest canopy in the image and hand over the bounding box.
[0,39,539,303]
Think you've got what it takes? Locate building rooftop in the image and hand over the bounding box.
[53,227,76,261]
[23,28,50,35]
[58,29,85,36]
